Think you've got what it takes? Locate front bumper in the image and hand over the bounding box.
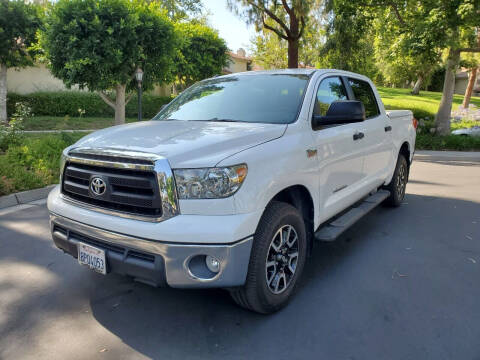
[50,213,253,288]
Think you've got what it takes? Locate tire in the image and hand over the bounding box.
[230,201,307,314]
[383,153,408,207]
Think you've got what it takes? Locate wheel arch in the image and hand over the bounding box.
[267,185,315,255]
[399,141,412,166]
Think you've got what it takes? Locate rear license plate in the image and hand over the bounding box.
[78,242,106,275]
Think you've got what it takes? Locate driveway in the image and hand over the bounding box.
[1,152,479,360]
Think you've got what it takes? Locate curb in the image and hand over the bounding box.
[414,150,480,162]
[0,184,57,210]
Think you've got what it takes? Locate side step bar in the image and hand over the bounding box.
[314,190,390,242]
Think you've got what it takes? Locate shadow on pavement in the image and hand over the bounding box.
[85,193,480,359]
[1,192,479,359]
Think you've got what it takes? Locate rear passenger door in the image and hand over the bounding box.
[347,77,392,184]
[311,76,368,220]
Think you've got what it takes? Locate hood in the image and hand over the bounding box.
[72,120,286,168]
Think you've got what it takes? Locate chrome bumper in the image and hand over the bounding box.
[49,213,253,288]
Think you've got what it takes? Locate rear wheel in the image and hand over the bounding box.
[384,153,408,207]
[230,201,307,314]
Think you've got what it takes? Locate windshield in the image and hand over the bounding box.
[153,74,310,124]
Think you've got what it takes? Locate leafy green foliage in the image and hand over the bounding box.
[0,132,85,196]
[0,102,31,152]
[229,0,322,68]
[318,1,378,79]
[157,0,203,20]
[7,91,173,118]
[250,11,324,69]
[42,0,177,93]
[416,133,480,151]
[0,0,42,68]
[21,116,138,131]
[174,22,229,86]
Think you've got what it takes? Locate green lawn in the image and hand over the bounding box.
[377,86,480,120]
[15,88,480,153]
[23,116,139,131]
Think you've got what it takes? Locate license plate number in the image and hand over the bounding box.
[78,242,106,275]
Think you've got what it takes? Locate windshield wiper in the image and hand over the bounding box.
[204,117,245,123]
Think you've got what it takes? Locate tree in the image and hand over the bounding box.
[319,1,378,79]
[433,19,480,134]
[333,0,479,134]
[148,0,203,20]
[42,0,177,125]
[373,9,442,94]
[250,12,324,69]
[462,30,480,108]
[228,0,321,68]
[0,0,42,124]
[174,22,229,87]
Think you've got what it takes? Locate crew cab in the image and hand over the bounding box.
[48,69,416,313]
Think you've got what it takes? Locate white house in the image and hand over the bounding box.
[7,49,258,96]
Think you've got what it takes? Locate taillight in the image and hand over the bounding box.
[412,118,418,130]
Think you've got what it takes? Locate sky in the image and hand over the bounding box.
[201,0,257,54]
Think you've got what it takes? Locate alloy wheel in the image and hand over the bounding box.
[265,224,299,294]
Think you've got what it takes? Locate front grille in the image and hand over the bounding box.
[62,161,162,217]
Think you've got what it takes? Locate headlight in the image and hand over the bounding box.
[174,164,247,199]
[59,152,67,182]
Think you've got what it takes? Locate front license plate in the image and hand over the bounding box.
[78,242,106,275]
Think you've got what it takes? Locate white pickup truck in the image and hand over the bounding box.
[48,69,416,313]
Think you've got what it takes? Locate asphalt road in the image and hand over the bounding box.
[1,153,479,360]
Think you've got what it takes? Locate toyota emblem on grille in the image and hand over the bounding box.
[90,177,106,196]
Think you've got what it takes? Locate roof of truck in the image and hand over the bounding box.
[217,68,369,79]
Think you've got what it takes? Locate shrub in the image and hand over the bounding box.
[0,102,32,152]
[7,91,174,119]
[416,133,480,151]
[0,132,85,195]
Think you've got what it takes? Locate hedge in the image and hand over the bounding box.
[416,133,480,151]
[7,91,174,118]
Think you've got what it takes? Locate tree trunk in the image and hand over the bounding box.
[114,84,126,125]
[287,13,299,69]
[0,63,7,124]
[462,67,478,108]
[411,75,423,95]
[434,48,460,136]
[287,38,299,68]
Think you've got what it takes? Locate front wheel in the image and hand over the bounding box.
[230,201,307,314]
[383,153,408,207]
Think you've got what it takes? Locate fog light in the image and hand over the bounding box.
[206,255,220,273]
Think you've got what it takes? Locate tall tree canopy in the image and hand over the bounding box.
[324,0,480,134]
[42,0,177,125]
[149,0,203,20]
[0,0,42,123]
[228,0,321,68]
[174,22,229,86]
[319,0,378,79]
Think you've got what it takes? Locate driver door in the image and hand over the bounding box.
[310,76,367,221]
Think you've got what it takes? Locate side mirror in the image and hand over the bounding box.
[312,100,365,130]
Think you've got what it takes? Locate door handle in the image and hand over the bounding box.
[385,126,392,132]
[353,132,364,141]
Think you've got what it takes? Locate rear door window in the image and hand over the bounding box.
[348,78,380,119]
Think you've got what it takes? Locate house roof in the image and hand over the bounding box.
[227,51,252,62]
